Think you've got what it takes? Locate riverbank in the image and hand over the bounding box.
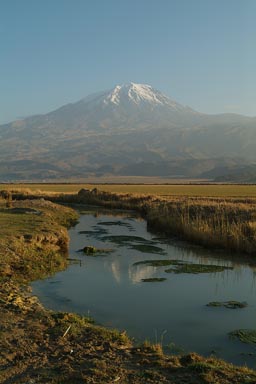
[1,195,256,383]
[27,187,256,256]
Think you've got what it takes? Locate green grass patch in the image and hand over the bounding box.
[91,325,130,345]
[51,312,94,337]
[0,200,78,282]
[189,361,218,373]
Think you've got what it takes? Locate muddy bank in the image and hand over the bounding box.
[2,281,256,384]
[1,197,256,383]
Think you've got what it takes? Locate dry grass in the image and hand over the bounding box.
[37,188,256,255]
[1,182,256,197]
[146,198,256,254]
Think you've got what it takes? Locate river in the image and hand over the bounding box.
[32,207,256,368]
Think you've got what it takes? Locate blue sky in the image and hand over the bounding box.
[1,0,255,123]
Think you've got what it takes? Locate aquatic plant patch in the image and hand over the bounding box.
[207,301,248,309]
[134,259,183,267]
[97,220,133,230]
[78,245,113,256]
[165,263,233,274]
[129,244,166,254]
[79,227,108,237]
[229,329,256,344]
[141,278,167,282]
[49,280,62,284]
[151,236,175,244]
[101,235,156,246]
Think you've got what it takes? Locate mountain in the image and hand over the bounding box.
[212,164,256,183]
[0,82,255,181]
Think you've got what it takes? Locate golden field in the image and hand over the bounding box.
[1,183,256,198]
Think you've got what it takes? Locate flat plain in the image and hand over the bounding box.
[1,183,256,198]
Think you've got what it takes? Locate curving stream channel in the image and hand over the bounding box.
[32,207,256,368]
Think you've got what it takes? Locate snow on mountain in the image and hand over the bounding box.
[86,82,187,113]
[39,82,200,134]
[102,82,180,108]
[0,82,255,181]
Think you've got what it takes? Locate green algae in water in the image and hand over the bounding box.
[207,301,248,309]
[229,329,256,344]
[97,221,133,230]
[206,301,222,307]
[79,227,108,238]
[141,278,167,282]
[134,259,183,267]
[101,235,155,246]
[49,280,62,284]
[129,244,166,254]
[165,263,233,274]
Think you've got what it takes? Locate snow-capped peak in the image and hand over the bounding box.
[107,85,122,105]
[127,83,165,105]
[103,82,182,109]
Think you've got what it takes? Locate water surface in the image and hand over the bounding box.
[32,208,256,367]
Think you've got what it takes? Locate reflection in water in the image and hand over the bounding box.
[129,264,159,284]
[108,258,163,284]
[32,209,256,368]
[110,261,121,284]
[109,245,237,286]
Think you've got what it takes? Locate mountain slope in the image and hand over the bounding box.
[0,82,255,180]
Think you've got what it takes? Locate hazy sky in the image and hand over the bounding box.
[1,0,255,123]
